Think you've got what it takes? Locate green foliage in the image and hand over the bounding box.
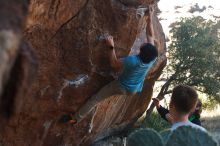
[127,128,164,146]
[143,112,170,132]
[166,17,220,102]
[166,126,218,146]
[202,96,219,110]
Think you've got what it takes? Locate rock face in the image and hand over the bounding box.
[0,1,36,120]
[0,0,37,145]
[0,0,166,146]
[0,0,28,104]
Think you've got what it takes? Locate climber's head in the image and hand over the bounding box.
[138,43,158,64]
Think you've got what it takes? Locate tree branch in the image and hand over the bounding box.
[145,73,176,118]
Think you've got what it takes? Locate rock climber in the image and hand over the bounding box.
[60,5,159,124]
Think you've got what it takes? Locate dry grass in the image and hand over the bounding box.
[201,105,220,144]
[202,105,220,129]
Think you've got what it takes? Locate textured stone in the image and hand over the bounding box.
[0,0,35,117]
[0,0,166,145]
[0,0,37,145]
[0,0,29,100]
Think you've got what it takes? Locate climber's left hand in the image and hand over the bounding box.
[105,35,114,48]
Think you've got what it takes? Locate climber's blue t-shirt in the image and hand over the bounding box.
[118,55,156,93]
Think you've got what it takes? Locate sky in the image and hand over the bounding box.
[158,0,220,36]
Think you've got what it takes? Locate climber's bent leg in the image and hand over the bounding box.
[75,80,126,122]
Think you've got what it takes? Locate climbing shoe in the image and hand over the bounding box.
[69,119,77,125]
[59,113,77,125]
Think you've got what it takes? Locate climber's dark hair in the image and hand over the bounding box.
[138,43,158,64]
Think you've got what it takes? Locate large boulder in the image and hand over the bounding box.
[0,0,166,145]
[0,0,37,145]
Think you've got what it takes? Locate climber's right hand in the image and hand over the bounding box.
[105,35,114,48]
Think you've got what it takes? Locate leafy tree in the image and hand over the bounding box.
[146,16,220,117]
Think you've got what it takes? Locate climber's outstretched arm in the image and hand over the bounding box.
[106,36,123,71]
[146,5,159,49]
[146,6,154,45]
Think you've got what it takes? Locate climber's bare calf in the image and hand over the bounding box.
[65,5,159,125]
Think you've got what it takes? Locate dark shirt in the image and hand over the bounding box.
[157,105,201,126]
[157,105,169,121]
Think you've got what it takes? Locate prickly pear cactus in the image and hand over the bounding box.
[127,128,164,146]
[93,126,219,146]
[160,129,172,144]
[92,137,125,146]
[166,126,218,146]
